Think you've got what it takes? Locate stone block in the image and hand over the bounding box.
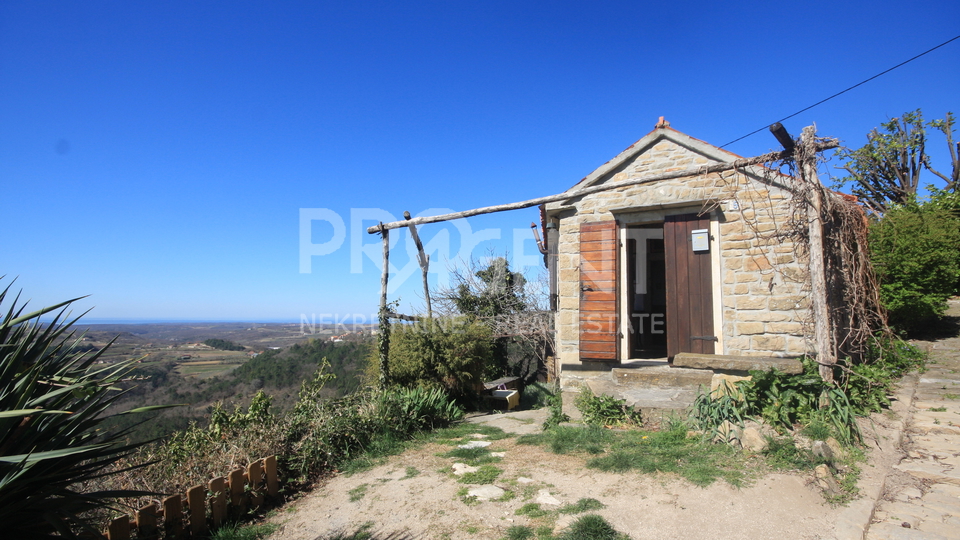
[736,296,767,310]
[724,257,744,270]
[768,297,801,311]
[752,335,787,351]
[737,322,765,335]
[673,352,803,374]
[766,322,804,335]
[744,256,773,272]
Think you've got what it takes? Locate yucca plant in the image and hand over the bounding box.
[0,283,168,538]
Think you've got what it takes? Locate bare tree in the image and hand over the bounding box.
[836,110,957,213]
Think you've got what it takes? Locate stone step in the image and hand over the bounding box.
[611,365,713,388]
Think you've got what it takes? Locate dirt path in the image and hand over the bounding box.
[263,302,960,540]
[265,406,879,540]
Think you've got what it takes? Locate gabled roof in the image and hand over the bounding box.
[565,117,745,194]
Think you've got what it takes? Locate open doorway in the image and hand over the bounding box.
[625,224,668,359]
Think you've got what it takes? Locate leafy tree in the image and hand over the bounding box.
[869,202,960,331]
[0,284,166,538]
[836,110,958,213]
[451,257,528,318]
[444,257,535,380]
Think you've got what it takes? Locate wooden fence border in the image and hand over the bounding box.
[105,456,280,540]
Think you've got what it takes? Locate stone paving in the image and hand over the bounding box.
[865,303,960,540]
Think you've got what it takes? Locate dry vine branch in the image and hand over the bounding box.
[706,135,888,368]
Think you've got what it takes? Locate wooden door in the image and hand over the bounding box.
[579,220,619,362]
[664,214,715,358]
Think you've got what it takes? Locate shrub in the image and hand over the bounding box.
[380,317,493,402]
[869,202,960,332]
[575,387,641,427]
[0,286,166,538]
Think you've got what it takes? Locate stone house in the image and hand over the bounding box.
[542,118,812,397]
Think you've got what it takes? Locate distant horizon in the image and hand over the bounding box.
[51,317,380,326]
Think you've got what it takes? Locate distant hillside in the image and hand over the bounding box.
[104,331,372,443]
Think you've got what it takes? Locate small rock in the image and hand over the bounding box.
[535,489,562,506]
[825,437,845,460]
[468,485,505,501]
[490,452,506,457]
[811,440,835,462]
[452,463,478,475]
[901,522,911,528]
[741,427,768,452]
[517,477,535,484]
[470,433,489,439]
[458,440,491,449]
[814,464,841,497]
[907,450,923,459]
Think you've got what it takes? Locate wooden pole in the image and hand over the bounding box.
[378,224,391,390]
[366,143,838,234]
[799,126,836,382]
[404,211,432,318]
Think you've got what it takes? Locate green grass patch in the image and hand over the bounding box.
[522,424,747,487]
[558,498,605,514]
[515,502,552,518]
[441,446,502,465]
[556,514,630,540]
[517,425,614,454]
[340,430,410,475]
[210,523,279,540]
[402,466,419,479]
[457,487,480,506]
[421,422,510,445]
[502,525,536,540]
[929,406,947,412]
[944,393,960,400]
[458,464,502,484]
[348,483,369,502]
[763,437,826,471]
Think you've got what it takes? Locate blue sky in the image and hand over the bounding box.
[1,1,958,322]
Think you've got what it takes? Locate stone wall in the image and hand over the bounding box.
[546,135,812,368]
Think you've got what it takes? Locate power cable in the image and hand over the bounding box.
[719,34,960,148]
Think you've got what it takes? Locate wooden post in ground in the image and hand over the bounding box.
[798,125,836,382]
[248,460,264,507]
[404,211,431,318]
[135,503,159,540]
[208,477,227,529]
[264,455,279,497]
[228,467,246,516]
[378,224,391,390]
[162,495,184,540]
[187,484,206,535]
[106,516,130,540]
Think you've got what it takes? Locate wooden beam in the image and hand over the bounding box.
[769,123,795,153]
[365,143,838,234]
[388,312,421,322]
[404,211,432,318]
[377,225,391,389]
[799,126,836,382]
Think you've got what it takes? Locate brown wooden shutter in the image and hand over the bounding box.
[664,214,715,358]
[579,220,619,362]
